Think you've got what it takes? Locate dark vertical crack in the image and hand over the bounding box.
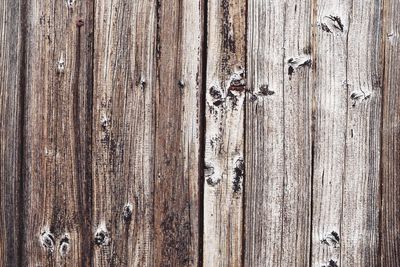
[198,0,208,265]
[309,0,317,265]
[18,0,28,265]
[378,0,387,266]
[279,3,288,267]
[241,0,248,264]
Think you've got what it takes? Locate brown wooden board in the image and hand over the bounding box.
[21,0,94,265]
[0,0,24,265]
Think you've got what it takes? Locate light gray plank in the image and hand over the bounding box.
[245,0,312,266]
[311,1,382,266]
[203,0,246,266]
[381,0,400,265]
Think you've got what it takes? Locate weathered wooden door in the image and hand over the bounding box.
[1,0,399,266]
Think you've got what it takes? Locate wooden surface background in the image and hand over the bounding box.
[1,0,399,266]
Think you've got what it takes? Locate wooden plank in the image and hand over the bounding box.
[22,0,93,265]
[203,0,246,266]
[153,0,203,266]
[381,0,400,264]
[92,0,156,266]
[311,0,382,266]
[0,0,24,265]
[245,1,312,266]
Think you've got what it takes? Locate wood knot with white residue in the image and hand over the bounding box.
[40,230,55,253]
[322,259,338,267]
[56,59,65,74]
[66,0,75,9]
[59,234,70,257]
[205,162,220,186]
[94,225,110,246]
[228,66,246,92]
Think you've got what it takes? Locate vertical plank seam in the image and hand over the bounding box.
[279,4,288,267]
[199,0,208,265]
[378,0,387,265]
[17,0,28,264]
[340,7,353,266]
[241,0,248,264]
[88,0,96,264]
[309,0,317,265]
[153,0,161,264]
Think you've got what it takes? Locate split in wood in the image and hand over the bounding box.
[122,203,133,222]
[320,231,340,248]
[326,15,344,32]
[350,89,371,107]
[318,15,344,34]
[287,55,312,78]
[321,259,338,267]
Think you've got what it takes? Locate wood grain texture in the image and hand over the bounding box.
[0,0,24,265]
[245,1,312,266]
[381,0,400,265]
[92,0,156,266]
[311,0,382,266]
[203,0,246,266]
[22,0,93,266]
[154,0,203,266]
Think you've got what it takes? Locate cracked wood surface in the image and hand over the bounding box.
[1,0,400,266]
[203,0,246,266]
[311,1,382,266]
[19,0,94,266]
[245,0,312,266]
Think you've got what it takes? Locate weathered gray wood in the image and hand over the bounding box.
[203,0,246,266]
[0,0,24,265]
[92,0,156,266]
[22,1,93,265]
[312,1,382,266]
[153,0,203,266]
[381,0,400,265]
[245,0,312,266]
